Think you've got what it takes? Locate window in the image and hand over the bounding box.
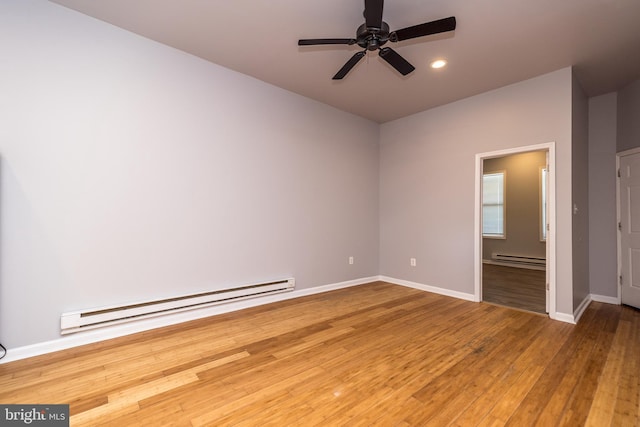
[540,167,547,241]
[483,171,505,238]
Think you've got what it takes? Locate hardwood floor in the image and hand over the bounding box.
[482,263,547,314]
[0,282,637,426]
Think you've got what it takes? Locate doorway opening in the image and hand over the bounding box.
[474,143,557,318]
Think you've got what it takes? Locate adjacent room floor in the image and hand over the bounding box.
[483,263,547,314]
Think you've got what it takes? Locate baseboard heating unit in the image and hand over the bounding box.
[60,278,295,334]
[491,253,546,269]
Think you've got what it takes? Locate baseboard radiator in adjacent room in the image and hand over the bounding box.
[491,253,546,269]
[60,278,295,334]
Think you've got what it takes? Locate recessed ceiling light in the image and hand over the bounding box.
[430,59,447,69]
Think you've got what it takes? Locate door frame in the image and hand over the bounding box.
[474,142,557,319]
[616,147,640,305]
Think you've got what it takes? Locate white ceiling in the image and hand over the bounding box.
[50,0,640,123]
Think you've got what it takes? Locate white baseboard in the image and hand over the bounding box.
[546,292,620,326]
[378,276,476,302]
[553,312,576,324]
[590,293,620,305]
[292,276,380,298]
[0,276,378,364]
[555,293,593,325]
[573,295,591,324]
[570,292,622,326]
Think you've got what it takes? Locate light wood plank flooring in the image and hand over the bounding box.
[483,263,547,314]
[0,282,637,426]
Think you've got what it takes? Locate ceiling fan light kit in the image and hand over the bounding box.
[298,0,456,80]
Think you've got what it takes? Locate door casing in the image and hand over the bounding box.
[474,142,557,319]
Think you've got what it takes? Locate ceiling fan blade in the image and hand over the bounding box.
[333,50,367,80]
[298,38,357,46]
[364,0,384,29]
[379,47,415,76]
[391,16,456,42]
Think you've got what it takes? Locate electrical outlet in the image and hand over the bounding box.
[410,258,416,267]
[349,256,354,265]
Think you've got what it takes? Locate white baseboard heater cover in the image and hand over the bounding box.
[60,278,295,335]
[492,253,546,267]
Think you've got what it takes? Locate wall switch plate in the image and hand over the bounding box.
[349,256,354,265]
[410,258,416,267]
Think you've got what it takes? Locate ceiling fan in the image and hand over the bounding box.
[298,0,456,80]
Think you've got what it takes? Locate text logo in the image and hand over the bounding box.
[1,405,69,426]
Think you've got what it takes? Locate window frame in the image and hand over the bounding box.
[482,170,506,239]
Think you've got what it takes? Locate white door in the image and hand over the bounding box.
[619,151,640,309]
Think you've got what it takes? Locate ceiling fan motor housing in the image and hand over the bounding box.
[356,22,390,50]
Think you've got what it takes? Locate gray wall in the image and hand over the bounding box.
[0,0,380,348]
[588,93,618,298]
[618,78,640,151]
[483,151,547,261]
[379,68,575,316]
[571,73,590,311]
[1,0,618,351]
